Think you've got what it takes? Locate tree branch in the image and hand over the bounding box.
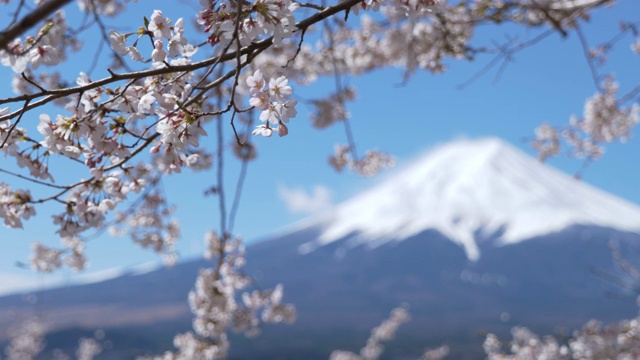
[0,0,74,50]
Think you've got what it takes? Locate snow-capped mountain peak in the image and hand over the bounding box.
[301,138,640,260]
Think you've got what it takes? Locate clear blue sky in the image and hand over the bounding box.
[1,0,639,292]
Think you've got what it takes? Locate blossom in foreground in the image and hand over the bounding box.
[247,70,298,137]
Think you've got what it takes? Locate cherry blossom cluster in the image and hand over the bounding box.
[197,0,299,48]
[484,316,640,359]
[571,78,638,146]
[28,182,127,272]
[246,70,298,137]
[532,123,561,161]
[330,306,411,360]
[75,337,103,360]
[472,0,609,31]
[423,345,450,360]
[309,87,357,129]
[149,231,295,359]
[31,236,87,272]
[330,305,640,360]
[26,166,177,271]
[293,3,473,79]
[52,189,109,238]
[108,183,180,266]
[109,11,198,64]
[533,78,638,161]
[3,318,47,360]
[0,182,35,228]
[30,242,63,272]
[3,317,105,360]
[530,18,639,163]
[329,145,396,177]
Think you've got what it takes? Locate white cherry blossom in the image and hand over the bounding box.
[149,10,173,39]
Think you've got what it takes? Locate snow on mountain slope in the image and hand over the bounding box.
[299,138,640,261]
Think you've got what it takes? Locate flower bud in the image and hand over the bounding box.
[277,123,288,137]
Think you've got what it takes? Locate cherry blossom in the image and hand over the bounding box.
[29,45,61,69]
[76,337,103,360]
[127,46,143,61]
[149,10,173,40]
[108,29,128,55]
[4,319,47,360]
[533,123,561,161]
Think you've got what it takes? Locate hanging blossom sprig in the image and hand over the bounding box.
[148,231,296,359]
[330,306,412,360]
[533,77,639,162]
[246,70,297,137]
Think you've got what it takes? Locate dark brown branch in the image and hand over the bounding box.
[0,0,74,50]
[21,72,47,92]
[575,24,602,91]
[284,28,307,68]
[8,0,28,29]
[297,2,326,11]
[229,110,243,146]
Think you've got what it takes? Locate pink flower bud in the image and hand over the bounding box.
[278,123,288,137]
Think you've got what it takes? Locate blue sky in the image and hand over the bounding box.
[1,0,639,293]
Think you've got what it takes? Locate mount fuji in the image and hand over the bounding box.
[2,137,640,359]
[295,137,640,260]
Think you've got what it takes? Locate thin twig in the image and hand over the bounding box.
[228,112,254,234]
[0,99,30,149]
[575,24,602,91]
[324,19,358,159]
[0,168,66,189]
[284,28,307,68]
